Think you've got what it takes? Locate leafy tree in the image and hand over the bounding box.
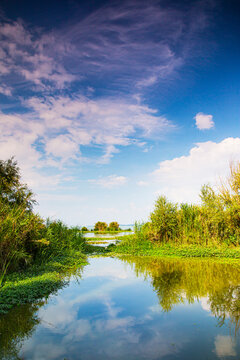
[0,157,36,211]
[81,226,89,232]
[108,221,120,231]
[150,196,178,242]
[94,221,108,231]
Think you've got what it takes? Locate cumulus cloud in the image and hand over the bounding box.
[152,137,240,203]
[89,175,127,188]
[194,112,214,130]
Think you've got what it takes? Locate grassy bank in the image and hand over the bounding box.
[0,158,111,315]
[0,251,87,314]
[0,242,109,315]
[111,234,240,259]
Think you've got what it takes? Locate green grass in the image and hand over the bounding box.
[0,243,110,315]
[84,237,117,241]
[0,252,88,314]
[110,234,240,259]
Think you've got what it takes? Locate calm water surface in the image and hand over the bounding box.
[84,231,132,238]
[1,256,240,359]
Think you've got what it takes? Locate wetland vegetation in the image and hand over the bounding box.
[112,163,240,258]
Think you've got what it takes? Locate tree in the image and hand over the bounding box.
[94,221,108,231]
[150,196,178,242]
[81,226,89,232]
[108,221,120,231]
[0,158,36,211]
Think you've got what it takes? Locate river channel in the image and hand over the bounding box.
[1,256,240,359]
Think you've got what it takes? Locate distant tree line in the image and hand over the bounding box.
[81,221,122,232]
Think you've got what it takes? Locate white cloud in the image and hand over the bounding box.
[214,335,236,357]
[25,94,173,165]
[0,20,74,90]
[0,0,212,96]
[194,112,214,130]
[45,134,80,161]
[0,91,173,194]
[152,137,240,203]
[0,85,12,96]
[89,175,127,188]
[200,297,211,312]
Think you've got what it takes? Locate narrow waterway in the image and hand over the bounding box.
[1,256,240,359]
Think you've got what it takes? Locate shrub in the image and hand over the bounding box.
[108,221,120,231]
[94,221,108,231]
[150,196,179,243]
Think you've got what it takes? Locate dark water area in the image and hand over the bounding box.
[1,256,240,359]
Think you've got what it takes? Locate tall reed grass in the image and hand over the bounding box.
[119,163,240,249]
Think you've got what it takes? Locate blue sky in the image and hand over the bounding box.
[0,0,240,225]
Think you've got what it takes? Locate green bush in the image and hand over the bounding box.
[0,158,86,285]
[0,199,44,285]
[150,196,179,243]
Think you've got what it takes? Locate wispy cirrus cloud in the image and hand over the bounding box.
[53,0,212,91]
[0,0,212,96]
[0,19,74,91]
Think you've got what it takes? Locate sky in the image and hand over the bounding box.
[0,0,240,225]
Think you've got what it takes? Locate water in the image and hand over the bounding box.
[83,231,133,238]
[1,256,240,359]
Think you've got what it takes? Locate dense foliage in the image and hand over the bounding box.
[0,158,36,211]
[108,221,120,231]
[93,221,120,231]
[114,163,240,252]
[141,163,240,246]
[81,226,89,232]
[0,158,86,286]
[94,221,108,231]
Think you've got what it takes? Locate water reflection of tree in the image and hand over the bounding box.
[209,286,240,335]
[0,266,84,359]
[152,270,184,312]
[0,302,43,359]
[122,256,240,333]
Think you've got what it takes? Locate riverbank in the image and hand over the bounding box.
[0,244,107,315]
[110,235,240,260]
[0,252,87,315]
